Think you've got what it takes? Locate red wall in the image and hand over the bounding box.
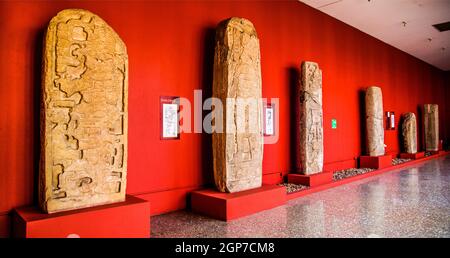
[446,72,450,144]
[0,0,448,237]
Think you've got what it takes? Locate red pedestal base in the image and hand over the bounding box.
[287,171,333,187]
[12,195,150,238]
[191,185,286,221]
[359,154,392,169]
[400,152,425,160]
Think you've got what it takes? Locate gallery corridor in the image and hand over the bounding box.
[152,156,450,238]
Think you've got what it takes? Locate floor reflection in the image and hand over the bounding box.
[151,156,450,238]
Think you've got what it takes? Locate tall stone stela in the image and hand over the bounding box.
[212,17,263,193]
[402,112,417,154]
[40,9,128,213]
[297,61,323,175]
[423,104,439,151]
[365,86,385,156]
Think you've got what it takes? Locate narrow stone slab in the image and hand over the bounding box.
[365,86,385,156]
[212,17,263,193]
[423,104,439,151]
[402,112,417,154]
[40,9,128,213]
[297,61,323,175]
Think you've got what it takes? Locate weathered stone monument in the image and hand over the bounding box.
[212,17,263,193]
[288,61,331,185]
[365,86,385,156]
[423,104,439,151]
[40,9,128,213]
[297,61,323,175]
[402,112,417,154]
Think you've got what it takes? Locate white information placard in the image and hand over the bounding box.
[162,103,178,138]
[265,106,274,136]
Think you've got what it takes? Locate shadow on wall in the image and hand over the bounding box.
[358,89,367,159]
[416,104,424,151]
[287,66,299,173]
[398,114,406,154]
[200,26,216,189]
[6,23,47,237]
[32,28,45,208]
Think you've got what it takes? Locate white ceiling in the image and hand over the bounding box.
[299,0,450,71]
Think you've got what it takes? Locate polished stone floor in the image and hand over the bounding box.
[151,156,450,238]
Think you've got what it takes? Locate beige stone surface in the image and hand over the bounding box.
[298,61,323,175]
[365,86,385,156]
[212,17,263,193]
[424,104,439,151]
[402,112,417,154]
[39,9,128,213]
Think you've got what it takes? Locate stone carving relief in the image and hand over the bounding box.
[297,61,323,175]
[365,86,385,156]
[423,104,439,151]
[39,9,128,213]
[212,17,263,193]
[402,112,417,154]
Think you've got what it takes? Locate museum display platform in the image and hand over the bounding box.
[430,150,446,155]
[12,195,150,238]
[359,154,392,169]
[400,152,425,159]
[287,171,332,187]
[189,152,449,222]
[191,185,286,221]
[286,151,449,201]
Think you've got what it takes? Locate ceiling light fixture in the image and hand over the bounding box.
[433,21,450,32]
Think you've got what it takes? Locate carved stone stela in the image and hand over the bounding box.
[423,104,439,151]
[298,62,323,175]
[402,112,417,154]
[212,17,263,193]
[365,86,385,156]
[39,9,128,213]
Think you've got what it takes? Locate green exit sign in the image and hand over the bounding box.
[331,119,337,129]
